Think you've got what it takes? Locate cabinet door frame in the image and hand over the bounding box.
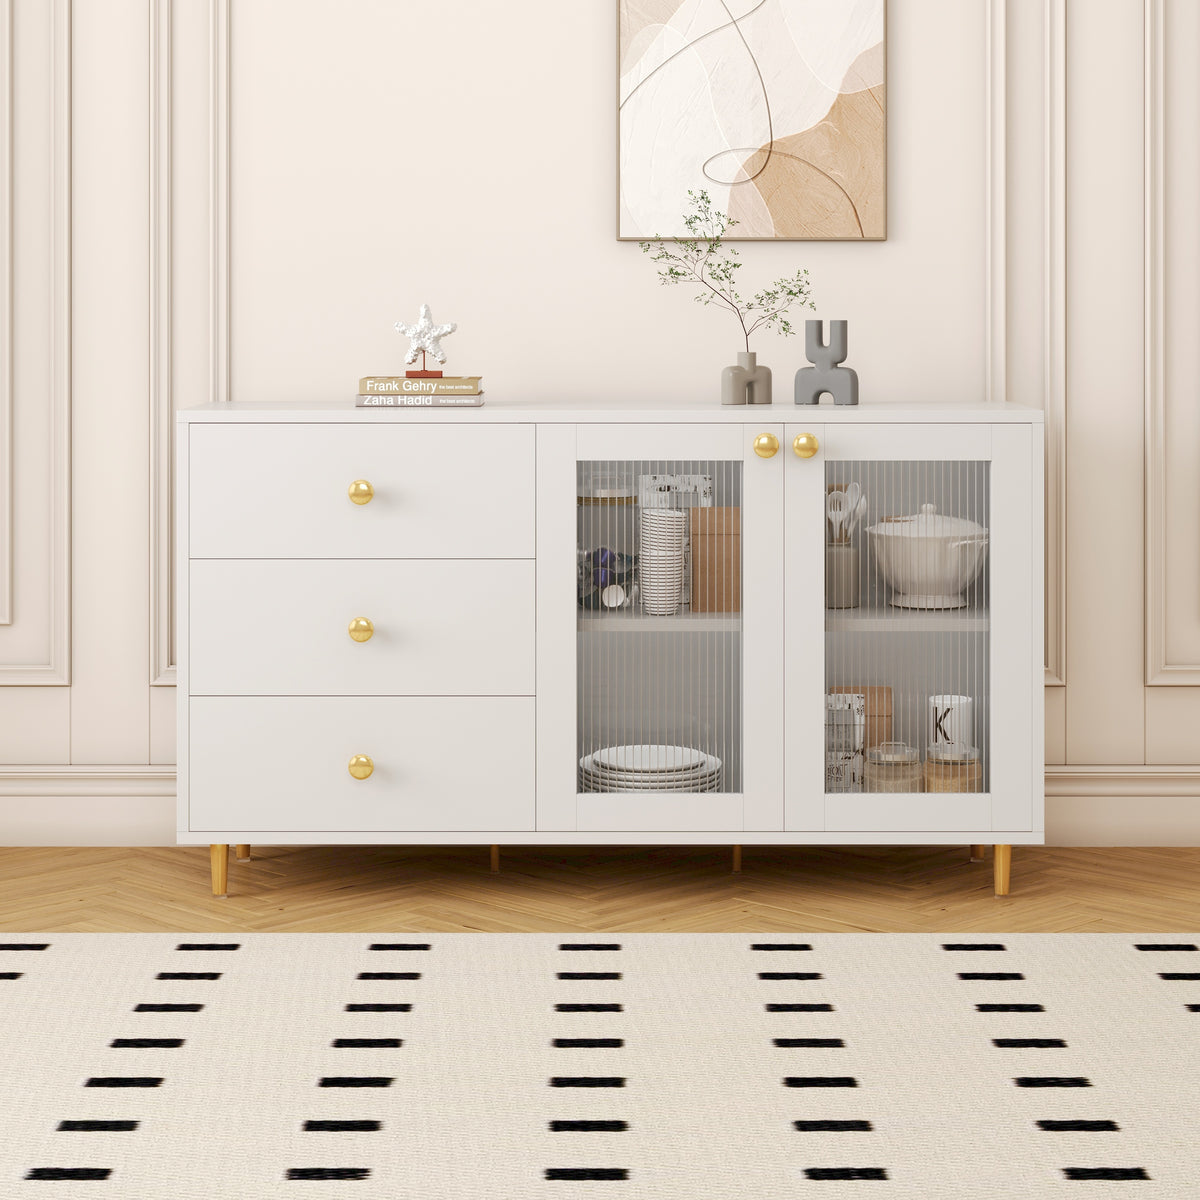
[537,423,785,834]
[784,421,1040,837]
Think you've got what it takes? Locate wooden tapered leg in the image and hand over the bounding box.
[210,845,229,897]
[993,844,1012,896]
[235,844,251,861]
[969,844,986,862]
[489,844,500,873]
[732,845,742,873]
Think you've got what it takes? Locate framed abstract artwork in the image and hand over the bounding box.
[618,0,886,240]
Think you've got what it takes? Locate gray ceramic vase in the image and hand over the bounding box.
[722,351,772,406]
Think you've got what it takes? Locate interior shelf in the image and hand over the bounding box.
[824,605,990,633]
[578,609,741,633]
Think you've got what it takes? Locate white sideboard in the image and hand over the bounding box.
[177,401,1044,897]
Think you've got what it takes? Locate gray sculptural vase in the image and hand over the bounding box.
[795,319,859,405]
[722,351,773,406]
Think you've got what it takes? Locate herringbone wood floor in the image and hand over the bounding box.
[0,844,1196,932]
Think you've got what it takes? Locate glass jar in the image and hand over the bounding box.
[864,741,922,792]
[923,743,983,793]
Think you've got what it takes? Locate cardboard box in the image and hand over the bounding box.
[689,506,741,613]
[829,684,893,749]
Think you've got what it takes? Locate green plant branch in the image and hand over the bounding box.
[640,189,815,353]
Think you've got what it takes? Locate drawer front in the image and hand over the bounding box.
[190,559,535,696]
[188,697,535,832]
[189,423,535,558]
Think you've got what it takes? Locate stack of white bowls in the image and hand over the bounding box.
[578,744,723,793]
[639,509,688,615]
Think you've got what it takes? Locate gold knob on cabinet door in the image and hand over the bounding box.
[348,754,374,780]
[348,479,374,505]
[753,432,780,459]
[793,433,819,459]
[348,617,374,643]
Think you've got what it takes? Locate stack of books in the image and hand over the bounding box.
[356,376,484,408]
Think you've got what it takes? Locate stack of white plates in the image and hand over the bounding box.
[578,744,723,793]
[640,509,688,615]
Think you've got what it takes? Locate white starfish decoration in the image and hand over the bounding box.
[394,303,457,366]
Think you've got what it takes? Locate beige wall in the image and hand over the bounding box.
[0,0,1196,844]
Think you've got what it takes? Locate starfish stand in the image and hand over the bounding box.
[406,350,442,379]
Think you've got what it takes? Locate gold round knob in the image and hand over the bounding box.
[348,754,374,780]
[347,617,374,643]
[793,433,820,459]
[348,479,374,505]
[753,432,780,459]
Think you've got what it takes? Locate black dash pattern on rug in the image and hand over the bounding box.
[993,1038,1065,1048]
[1062,1167,1150,1180]
[767,1003,833,1012]
[175,943,239,951]
[774,1038,843,1048]
[557,1003,622,1012]
[26,1168,112,1180]
[85,1077,162,1088]
[759,972,823,980]
[752,943,812,951]
[977,1003,1043,1012]
[958,972,1025,980]
[286,1167,370,1180]
[369,943,430,951]
[0,943,48,950]
[795,1120,873,1132]
[557,972,621,980]
[545,1168,629,1180]
[304,1121,381,1132]
[356,972,420,980]
[1037,1120,1119,1132]
[156,972,220,980]
[803,1167,888,1180]
[110,1038,183,1049]
[135,1003,202,1012]
[550,1120,628,1132]
[0,972,22,979]
[560,943,621,951]
[943,943,1007,951]
[346,1003,411,1012]
[785,1077,858,1088]
[1159,973,1200,980]
[332,1038,401,1048]
[550,1077,625,1088]
[1134,943,1197,952]
[318,1077,393,1088]
[58,1120,139,1132]
[1014,1077,1091,1088]
[553,1038,623,1048]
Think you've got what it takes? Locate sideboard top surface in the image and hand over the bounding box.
[178,399,1044,425]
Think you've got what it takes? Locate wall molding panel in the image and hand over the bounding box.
[149,0,174,684]
[1142,0,1199,685]
[0,766,175,798]
[1,0,12,627]
[1043,0,1067,686]
[210,0,229,408]
[985,0,1006,409]
[0,0,72,684]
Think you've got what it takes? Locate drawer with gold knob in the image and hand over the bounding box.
[189,424,535,559]
[189,559,535,696]
[188,696,535,833]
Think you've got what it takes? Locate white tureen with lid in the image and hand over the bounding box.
[866,502,989,609]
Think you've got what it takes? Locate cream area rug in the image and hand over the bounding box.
[0,933,1195,1197]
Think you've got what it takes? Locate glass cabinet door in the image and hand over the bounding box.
[785,423,1035,835]
[571,425,785,833]
[576,454,742,824]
